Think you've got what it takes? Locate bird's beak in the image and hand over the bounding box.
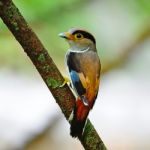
[59,32,68,39]
[58,32,74,40]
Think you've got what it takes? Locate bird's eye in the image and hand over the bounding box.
[75,33,83,39]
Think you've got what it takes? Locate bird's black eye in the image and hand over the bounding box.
[75,33,83,39]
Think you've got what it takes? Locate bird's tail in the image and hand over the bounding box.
[70,98,89,138]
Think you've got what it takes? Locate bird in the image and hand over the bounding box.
[59,28,101,138]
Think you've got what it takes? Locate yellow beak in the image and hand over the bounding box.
[59,32,74,40]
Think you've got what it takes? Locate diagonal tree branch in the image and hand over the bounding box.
[0,0,107,150]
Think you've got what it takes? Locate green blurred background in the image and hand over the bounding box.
[0,0,150,150]
[0,0,149,72]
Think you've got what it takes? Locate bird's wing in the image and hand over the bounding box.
[66,51,100,107]
[66,52,87,96]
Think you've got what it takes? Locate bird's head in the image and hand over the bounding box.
[59,28,96,51]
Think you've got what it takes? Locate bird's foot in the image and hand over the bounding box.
[59,76,70,87]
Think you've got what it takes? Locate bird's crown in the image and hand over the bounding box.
[68,28,96,44]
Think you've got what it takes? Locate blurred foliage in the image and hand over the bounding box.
[15,0,86,22]
[124,0,150,14]
[0,0,89,71]
[0,0,150,72]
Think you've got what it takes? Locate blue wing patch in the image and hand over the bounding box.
[70,70,86,96]
[70,70,80,84]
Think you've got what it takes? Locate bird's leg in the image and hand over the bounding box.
[59,76,71,87]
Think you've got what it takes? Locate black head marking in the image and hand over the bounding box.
[71,29,96,44]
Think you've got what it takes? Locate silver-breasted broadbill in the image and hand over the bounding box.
[59,28,101,137]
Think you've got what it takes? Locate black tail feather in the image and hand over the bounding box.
[70,98,89,137]
[70,117,86,138]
